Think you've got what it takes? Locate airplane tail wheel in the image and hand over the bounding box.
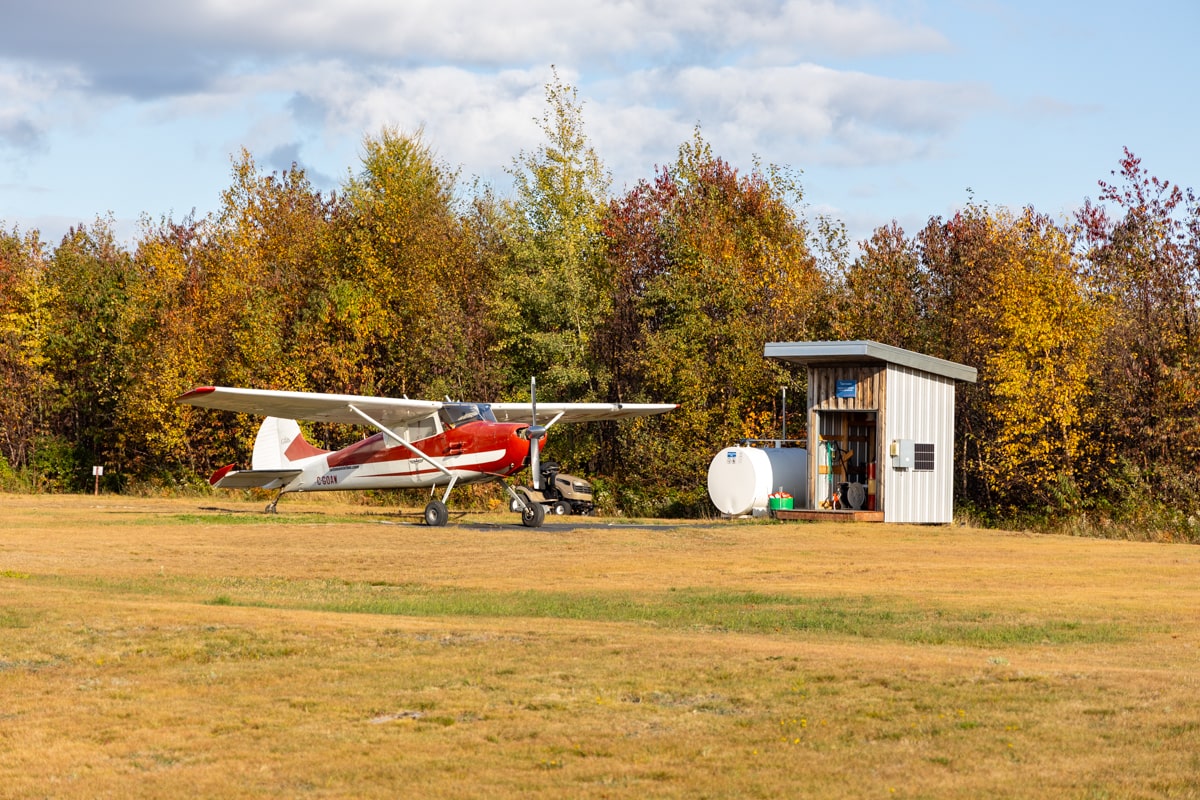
[424,500,449,527]
[551,500,570,516]
[521,501,545,528]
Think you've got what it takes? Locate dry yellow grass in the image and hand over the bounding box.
[2,492,1199,798]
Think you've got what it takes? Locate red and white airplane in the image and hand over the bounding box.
[176,380,676,527]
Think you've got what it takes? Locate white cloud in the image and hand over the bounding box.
[606,63,990,171]
[0,61,88,154]
[120,48,988,201]
[724,0,949,60]
[261,65,553,180]
[2,0,950,94]
[248,0,947,68]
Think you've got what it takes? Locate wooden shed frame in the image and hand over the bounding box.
[763,341,977,524]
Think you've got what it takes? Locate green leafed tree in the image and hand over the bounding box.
[36,218,136,490]
[495,69,612,404]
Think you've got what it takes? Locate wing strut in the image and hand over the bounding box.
[347,404,451,478]
[347,403,459,506]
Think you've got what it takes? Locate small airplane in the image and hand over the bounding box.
[176,380,676,527]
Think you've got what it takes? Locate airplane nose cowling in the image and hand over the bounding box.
[507,428,532,474]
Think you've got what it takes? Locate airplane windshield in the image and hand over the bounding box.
[440,402,496,428]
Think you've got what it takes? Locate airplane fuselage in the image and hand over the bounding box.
[281,420,530,494]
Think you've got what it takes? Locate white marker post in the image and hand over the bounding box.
[92,465,104,496]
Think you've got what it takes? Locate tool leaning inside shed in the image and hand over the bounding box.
[819,440,853,510]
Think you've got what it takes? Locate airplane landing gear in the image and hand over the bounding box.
[424,499,449,527]
[264,491,283,514]
[521,500,545,528]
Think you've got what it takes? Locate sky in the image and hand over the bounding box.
[1,0,1196,250]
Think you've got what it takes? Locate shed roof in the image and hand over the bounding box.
[764,340,978,383]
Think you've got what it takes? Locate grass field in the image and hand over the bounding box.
[2,493,1199,798]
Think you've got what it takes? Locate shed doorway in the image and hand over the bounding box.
[815,411,878,510]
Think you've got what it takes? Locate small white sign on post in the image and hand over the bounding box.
[92,465,104,495]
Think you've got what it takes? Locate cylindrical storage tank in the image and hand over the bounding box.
[707,446,808,517]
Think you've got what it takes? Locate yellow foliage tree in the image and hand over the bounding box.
[964,207,1099,512]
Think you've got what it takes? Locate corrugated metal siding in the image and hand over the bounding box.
[883,365,955,523]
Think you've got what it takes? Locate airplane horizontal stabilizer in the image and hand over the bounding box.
[211,467,303,490]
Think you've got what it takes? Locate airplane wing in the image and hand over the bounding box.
[178,386,677,427]
[489,402,678,424]
[177,386,441,428]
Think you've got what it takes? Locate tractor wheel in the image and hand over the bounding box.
[551,500,570,516]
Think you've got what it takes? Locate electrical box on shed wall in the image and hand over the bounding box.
[890,439,914,469]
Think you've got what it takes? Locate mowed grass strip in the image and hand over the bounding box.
[10,572,1131,647]
[217,581,1132,647]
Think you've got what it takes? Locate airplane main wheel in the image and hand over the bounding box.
[551,500,570,516]
[521,501,546,528]
[424,500,449,527]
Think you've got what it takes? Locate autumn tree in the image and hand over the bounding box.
[339,127,483,402]
[456,183,511,402]
[196,152,331,391]
[1076,149,1200,484]
[113,154,337,477]
[114,215,212,480]
[0,226,53,482]
[600,131,824,513]
[848,204,1097,517]
[965,208,1098,514]
[834,221,932,352]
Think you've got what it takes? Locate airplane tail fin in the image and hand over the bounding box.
[251,417,329,470]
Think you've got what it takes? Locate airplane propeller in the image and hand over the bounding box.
[509,377,553,527]
[516,376,567,526]
[526,376,548,491]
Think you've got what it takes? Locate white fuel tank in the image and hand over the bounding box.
[707,446,808,517]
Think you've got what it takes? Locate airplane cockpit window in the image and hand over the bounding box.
[440,403,497,428]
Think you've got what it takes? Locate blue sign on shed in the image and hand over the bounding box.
[835,379,857,398]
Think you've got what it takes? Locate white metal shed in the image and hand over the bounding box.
[763,340,977,524]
